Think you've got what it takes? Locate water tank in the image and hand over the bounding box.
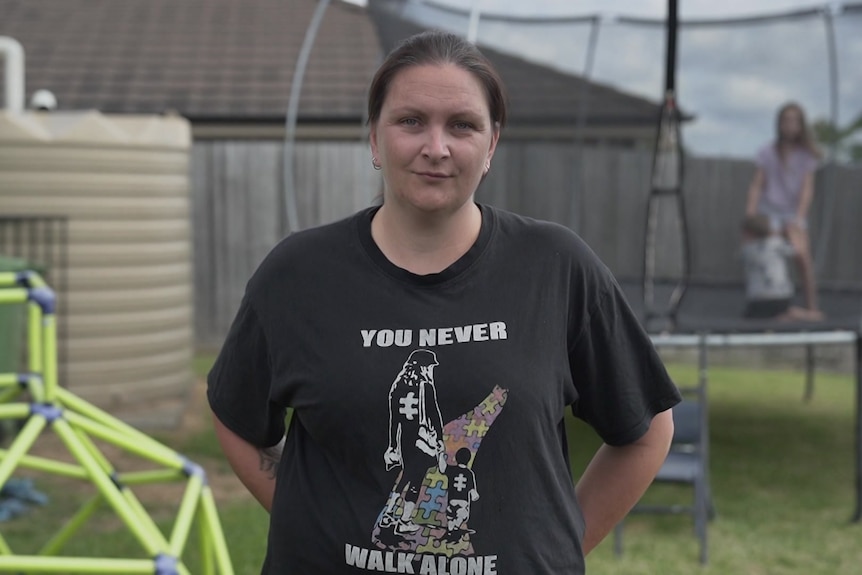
[0,110,194,428]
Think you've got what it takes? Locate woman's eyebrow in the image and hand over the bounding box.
[388,105,486,117]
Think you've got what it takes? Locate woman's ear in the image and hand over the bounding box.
[486,122,501,163]
[369,123,379,160]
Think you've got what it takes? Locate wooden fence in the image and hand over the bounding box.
[192,140,861,348]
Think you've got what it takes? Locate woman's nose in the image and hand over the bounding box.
[422,126,450,161]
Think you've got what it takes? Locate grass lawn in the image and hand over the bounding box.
[581,363,861,574]
[2,356,860,574]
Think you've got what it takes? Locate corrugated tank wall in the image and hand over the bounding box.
[0,110,194,428]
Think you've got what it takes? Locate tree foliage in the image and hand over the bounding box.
[813,112,862,163]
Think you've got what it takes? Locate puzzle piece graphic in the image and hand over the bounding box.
[465,419,489,437]
[375,385,509,554]
[443,386,508,465]
[416,477,447,522]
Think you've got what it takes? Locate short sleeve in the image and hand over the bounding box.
[755,144,772,169]
[569,283,681,446]
[207,294,286,447]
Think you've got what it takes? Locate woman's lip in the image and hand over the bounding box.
[416,172,449,178]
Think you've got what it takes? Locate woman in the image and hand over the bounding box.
[745,102,822,316]
[208,31,678,574]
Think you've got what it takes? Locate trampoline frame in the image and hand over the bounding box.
[0,271,234,574]
[650,329,862,523]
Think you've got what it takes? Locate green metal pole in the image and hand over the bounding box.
[119,469,184,485]
[169,474,204,557]
[24,374,46,404]
[0,403,29,419]
[0,374,20,387]
[199,486,235,575]
[0,289,28,305]
[38,494,103,557]
[28,301,43,376]
[71,425,114,474]
[51,418,168,556]
[121,487,171,549]
[25,272,47,289]
[0,412,46,488]
[56,389,184,465]
[0,272,20,287]
[41,313,58,401]
[0,555,156,573]
[63,410,183,471]
[0,449,88,479]
[199,504,216,575]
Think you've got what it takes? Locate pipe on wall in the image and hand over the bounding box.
[0,36,24,114]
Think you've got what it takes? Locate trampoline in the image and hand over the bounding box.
[620,280,862,523]
[632,0,862,525]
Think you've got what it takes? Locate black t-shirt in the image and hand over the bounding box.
[207,204,681,574]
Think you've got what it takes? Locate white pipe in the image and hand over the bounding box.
[0,36,24,113]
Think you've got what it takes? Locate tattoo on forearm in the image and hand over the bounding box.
[258,448,280,479]
[258,436,286,480]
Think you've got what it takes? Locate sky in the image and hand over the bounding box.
[344,1,862,159]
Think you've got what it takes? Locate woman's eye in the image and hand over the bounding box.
[401,118,419,127]
[453,122,473,130]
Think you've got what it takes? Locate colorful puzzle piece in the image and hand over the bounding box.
[374,385,509,556]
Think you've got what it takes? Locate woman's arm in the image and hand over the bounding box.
[745,167,765,216]
[575,409,674,555]
[212,412,284,512]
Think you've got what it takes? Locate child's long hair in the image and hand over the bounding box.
[775,101,821,159]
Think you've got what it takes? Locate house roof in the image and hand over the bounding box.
[0,0,380,122]
[0,0,661,128]
[367,1,661,128]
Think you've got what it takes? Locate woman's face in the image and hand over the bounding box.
[779,107,803,142]
[370,64,499,216]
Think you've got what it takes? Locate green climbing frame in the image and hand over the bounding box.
[0,271,234,574]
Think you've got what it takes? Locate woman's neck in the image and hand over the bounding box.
[370,201,482,275]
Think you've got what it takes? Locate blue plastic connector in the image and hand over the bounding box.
[14,270,34,287]
[180,457,208,485]
[30,403,62,423]
[153,553,179,575]
[27,286,56,314]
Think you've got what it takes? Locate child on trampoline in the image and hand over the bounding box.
[740,213,822,321]
[745,101,822,316]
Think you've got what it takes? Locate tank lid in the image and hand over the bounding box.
[0,110,190,149]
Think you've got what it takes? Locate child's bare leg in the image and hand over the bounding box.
[785,224,819,311]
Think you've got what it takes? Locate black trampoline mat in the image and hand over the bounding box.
[619,281,862,335]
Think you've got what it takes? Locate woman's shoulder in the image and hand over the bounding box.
[280,209,368,250]
[485,205,612,279]
[248,208,372,289]
[756,142,778,163]
[487,205,590,251]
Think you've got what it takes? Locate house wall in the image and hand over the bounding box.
[191,139,862,348]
